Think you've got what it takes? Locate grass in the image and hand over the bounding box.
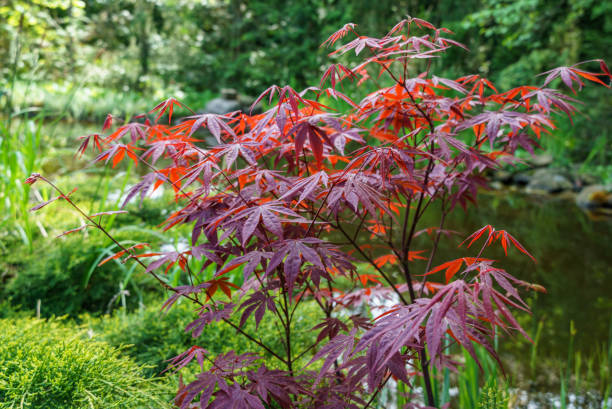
[523,315,611,409]
[0,118,41,248]
[8,80,216,123]
[392,342,505,409]
[390,315,611,409]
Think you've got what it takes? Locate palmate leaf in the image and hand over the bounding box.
[179,372,224,409]
[184,112,237,143]
[186,303,235,338]
[76,133,103,157]
[266,238,353,297]
[142,138,194,165]
[461,225,536,262]
[105,121,148,144]
[539,62,610,92]
[267,238,324,296]
[279,171,329,206]
[204,277,239,300]
[92,143,141,168]
[251,85,306,116]
[327,171,391,216]
[168,345,209,374]
[423,257,493,283]
[456,74,498,97]
[307,330,357,386]
[206,384,266,409]
[431,75,468,94]
[386,17,436,36]
[238,291,277,329]
[247,366,305,408]
[231,201,306,245]
[401,35,438,52]
[320,64,356,88]
[456,110,533,149]
[287,119,333,168]
[213,142,258,169]
[330,35,398,56]
[521,88,581,117]
[121,172,162,208]
[321,23,357,48]
[313,317,350,343]
[150,97,192,124]
[216,250,273,281]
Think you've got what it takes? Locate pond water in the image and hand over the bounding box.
[362,190,612,408]
[408,190,611,407]
[345,189,611,359]
[420,190,612,358]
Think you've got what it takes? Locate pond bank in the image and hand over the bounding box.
[490,154,612,217]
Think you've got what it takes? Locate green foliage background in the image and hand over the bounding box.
[83,299,321,377]
[2,0,610,169]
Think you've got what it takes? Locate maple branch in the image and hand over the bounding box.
[396,146,438,409]
[400,191,413,255]
[352,210,369,243]
[293,342,317,363]
[135,154,198,203]
[418,201,449,297]
[272,263,295,374]
[223,318,288,365]
[37,175,174,293]
[289,283,313,321]
[304,180,337,237]
[371,45,452,409]
[378,61,437,135]
[363,372,392,409]
[34,175,288,366]
[334,214,409,305]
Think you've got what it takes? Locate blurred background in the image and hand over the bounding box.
[1,1,611,408]
[2,1,610,164]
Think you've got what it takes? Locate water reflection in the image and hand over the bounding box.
[422,190,612,358]
[364,190,611,407]
[338,190,611,356]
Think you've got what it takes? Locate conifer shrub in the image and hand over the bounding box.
[0,318,171,408]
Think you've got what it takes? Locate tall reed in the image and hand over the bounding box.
[0,118,42,248]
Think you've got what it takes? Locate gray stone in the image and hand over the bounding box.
[525,168,573,193]
[576,172,599,188]
[492,170,513,184]
[527,153,553,168]
[204,96,240,115]
[489,181,504,190]
[575,185,612,209]
[202,88,262,115]
[512,172,531,186]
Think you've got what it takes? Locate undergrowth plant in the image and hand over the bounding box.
[0,317,171,408]
[0,118,41,248]
[27,17,610,409]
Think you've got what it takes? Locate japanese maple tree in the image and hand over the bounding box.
[28,16,610,409]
